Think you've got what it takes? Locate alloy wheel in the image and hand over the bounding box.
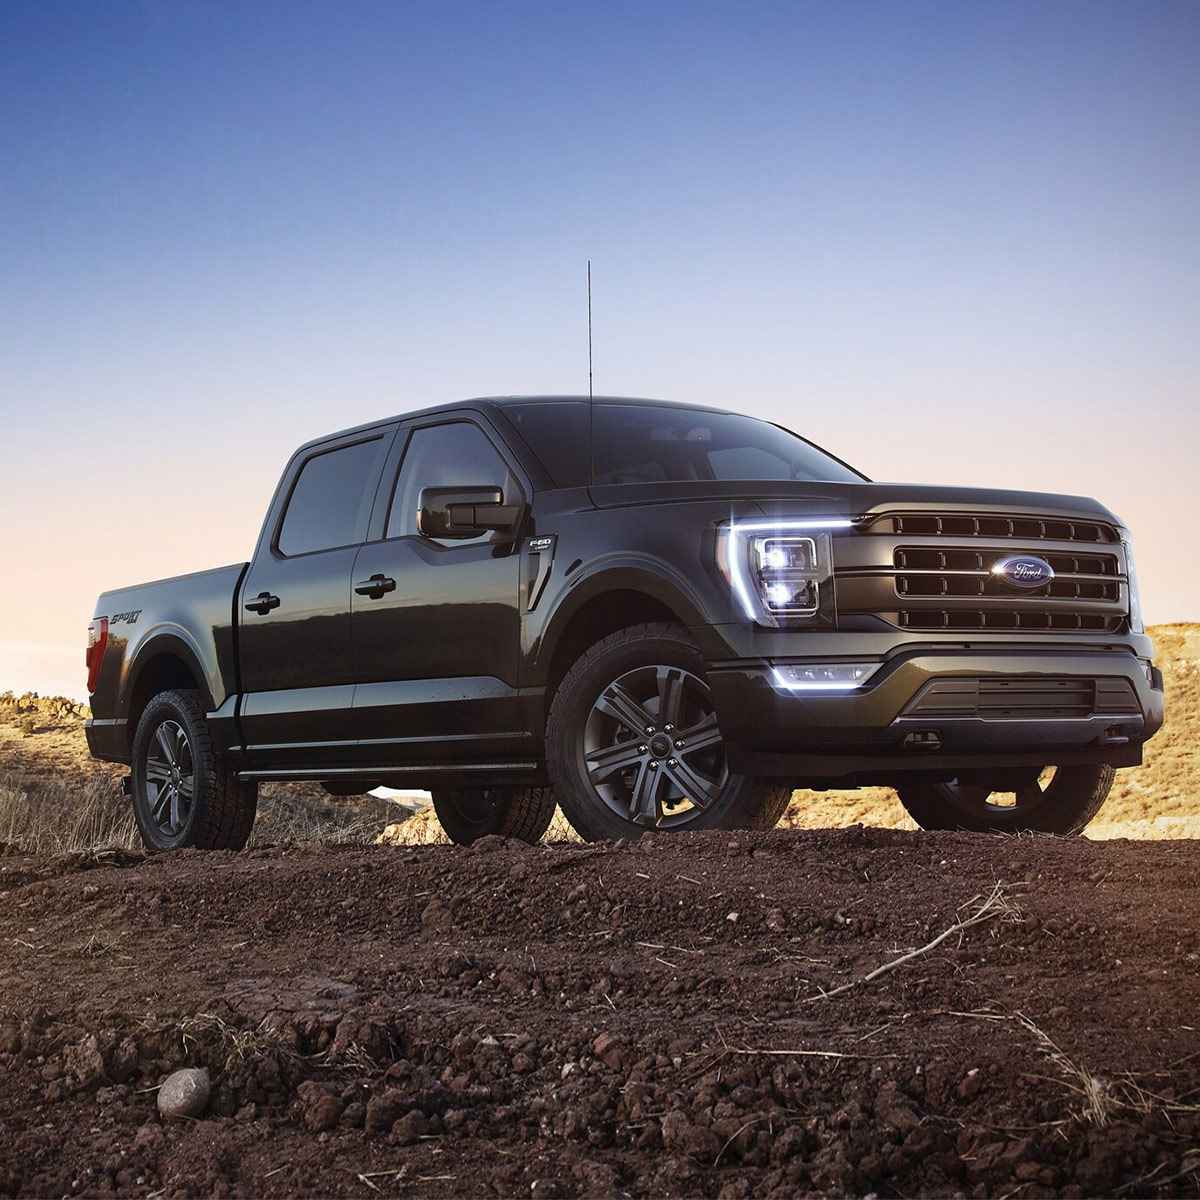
[581,663,728,829]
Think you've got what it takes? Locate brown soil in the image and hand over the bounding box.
[0,630,1198,1197]
[1,833,1198,1197]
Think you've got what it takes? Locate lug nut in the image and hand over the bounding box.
[667,758,678,768]
[638,744,648,754]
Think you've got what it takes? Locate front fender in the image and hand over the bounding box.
[531,554,714,679]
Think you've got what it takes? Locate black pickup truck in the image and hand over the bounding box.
[86,396,1163,850]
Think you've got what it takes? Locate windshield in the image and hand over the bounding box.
[592,404,864,485]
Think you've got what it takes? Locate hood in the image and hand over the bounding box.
[587,479,1122,527]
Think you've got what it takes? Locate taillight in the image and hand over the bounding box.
[86,618,108,694]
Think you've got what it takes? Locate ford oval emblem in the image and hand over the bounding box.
[992,554,1055,590]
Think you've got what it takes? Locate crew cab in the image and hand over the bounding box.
[86,396,1164,849]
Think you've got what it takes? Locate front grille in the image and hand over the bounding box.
[903,677,1140,720]
[834,511,1129,634]
[873,514,1117,543]
[897,609,1120,632]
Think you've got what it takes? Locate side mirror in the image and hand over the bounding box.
[417,486,524,540]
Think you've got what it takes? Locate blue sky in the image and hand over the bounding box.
[1,0,1197,700]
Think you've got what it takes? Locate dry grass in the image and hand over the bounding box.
[0,770,139,855]
[0,772,395,856]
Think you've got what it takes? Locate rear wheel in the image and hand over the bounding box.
[131,689,258,851]
[546,623,790,841]
[431,786,556,845]
[896,764,1114,835]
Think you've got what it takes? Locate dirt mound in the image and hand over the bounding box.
[0,829,1197,1197]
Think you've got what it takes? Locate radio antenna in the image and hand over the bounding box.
[587,261,595,487]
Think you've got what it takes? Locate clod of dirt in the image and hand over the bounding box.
[157,1067,210,1118]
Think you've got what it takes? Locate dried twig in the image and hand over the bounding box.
[807,883,1018,1001]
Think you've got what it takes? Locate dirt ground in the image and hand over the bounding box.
[1,629,1198,1197]
[0,832,1197,1198]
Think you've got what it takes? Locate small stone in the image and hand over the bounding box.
[157,1068,210,1118]
[592,1032,618,1059]
[304,1093,343,1131]
[957,1068,983,1100]
[726,911,739,923]
[592,1032,623,1069]
[390,1108,430,1146]
[766,908,787,932]
[364,1092,400,1133]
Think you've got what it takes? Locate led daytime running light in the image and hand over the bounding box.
[770,663,881,692]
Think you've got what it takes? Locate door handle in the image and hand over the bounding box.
[244,592,280,615]
[354,574,396,599]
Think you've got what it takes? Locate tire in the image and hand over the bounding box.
[131,689,258,851]
[431,787,557,845]
[896,764,1114,836]
[546,623,791,841]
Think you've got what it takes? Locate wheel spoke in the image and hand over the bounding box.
[144,761,172,784]
[656,667,687,729]
[1011,783,1045,809]
[596,681,657,735]
[675,710,722,754]
[626,760,662,826]
[155,724,177,767]
[169,787,184,834]
[664,754,722,810]
[149,782,172,824]
[587,738,648,784]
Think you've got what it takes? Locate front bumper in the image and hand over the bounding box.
[708,646,1164,784]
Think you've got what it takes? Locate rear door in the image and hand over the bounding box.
[238,429,393,769]
[350,416,530,767]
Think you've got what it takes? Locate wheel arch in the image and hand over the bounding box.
[537,570,704,724]
[123,635,211,755]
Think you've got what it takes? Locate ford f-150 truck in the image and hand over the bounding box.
[86,396,1164,851]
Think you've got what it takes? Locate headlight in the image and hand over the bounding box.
[1119,527,1144,634]
[719,519,850,627]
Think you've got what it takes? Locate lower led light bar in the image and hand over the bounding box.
[770,663,881,692]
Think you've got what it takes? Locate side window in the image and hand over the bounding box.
[386,422,514,540]
[277,437,384,556]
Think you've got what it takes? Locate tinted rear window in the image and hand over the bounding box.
[277,437,384,556]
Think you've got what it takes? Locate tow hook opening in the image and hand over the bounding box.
[903,730,942,752]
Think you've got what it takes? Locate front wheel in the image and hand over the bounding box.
[546,623,791,841]
[896,764,1114,835]
[131,689,258,852]
[430,787,557,845]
